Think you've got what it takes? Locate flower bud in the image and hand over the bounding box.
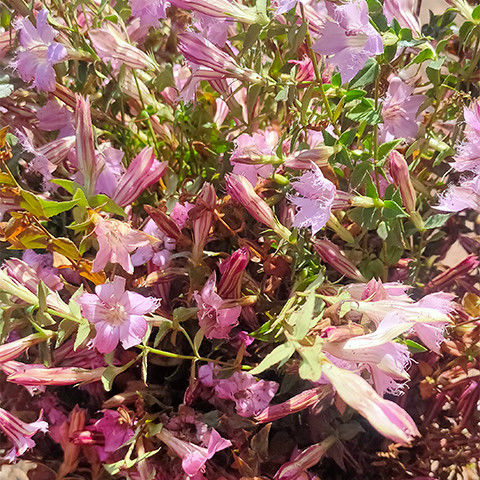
[388,150,416,212]
[426,254,480,292]
[314,239,365,282]
[191,183,217,264]
[0,332,55,363]
[218,247,250,299]
[7,366,106,386]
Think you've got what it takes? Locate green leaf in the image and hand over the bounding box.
[404,339,427,353]
[50,179,82,195]
[472,5,480,21]
[349,59,379,88]
[74,320,92,350]
[101,358,136,391]
[298,338,324,381]
[88,194,126,217]
[345,98,381,125]
[424,213,450,229]
[383,200,407,219]
[20,191,79,218]
[249,342,295,375]
[377,139,403,161]
[291,290,317,340]
[344,89,366,103]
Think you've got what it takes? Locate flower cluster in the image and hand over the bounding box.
[0,0,479,479]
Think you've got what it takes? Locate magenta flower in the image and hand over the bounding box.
[12,9,67,91]
[312,0,383,83]
[288,165,336,235]
[129,0,168,28]
[218,246,250,299]
[92,215,151,274]
[156,427,231,476]
[199,364,278,416]
[383,0,421,33]
[78,276,158,354]
[194,273,241,339]
[380,77,425,142]
[172,0,258,24]
[91,410,134,461]
[110,147,167,207]
[0,408,48,461]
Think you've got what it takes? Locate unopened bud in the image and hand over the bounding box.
[388,150,416,213]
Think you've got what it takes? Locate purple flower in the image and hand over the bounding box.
[12,10,66,92]
[288,165,336,235]
[199,364,278,416]
[92,214,151,274]
[383,0,421,33]
[312,0,383,83]
[36,99,74,137]
[380,77,425,142]
[91,410,134,461]
[77,276,159,353]
[436,174,480,213]
[129,0,168,28]
[0,408,48,461]
[451,102,480,173]
[194,273,241,339]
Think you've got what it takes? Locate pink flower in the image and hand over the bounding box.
[194,273,241,339]
[172,0,258,24]
[0,408,48,461]
[451,102,480,173]
[92,215,151,274]
[321,362,420,445]
[12,9,67,91]
[436,174,480,213]
[312,0,383,82]
[110,147,167,207]
[380,77,425,142]
[91,410,134,461]
[129,0,168,28]
[156,427,231,476]
[217,247,250,299]
[36,99,74,137]
[77,276,159,353]
[383,0,421,33]
[230,130,277,186]
[198,364,278,416]
[288,165,336,235]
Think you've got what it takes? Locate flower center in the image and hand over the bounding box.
[344,30,369,50]
[107,304,127,326]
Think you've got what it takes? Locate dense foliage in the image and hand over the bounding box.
[1,0,480,478]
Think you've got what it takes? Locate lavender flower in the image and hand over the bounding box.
[77,276,159,354]
[312,0,383,83]
[129,0,168,28]
[288,165,336,235]
[12,9,67,91]
[380,77,425,142]
[383,0,421,33]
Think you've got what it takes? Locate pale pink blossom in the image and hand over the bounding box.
[194,273,241,339]
[383,0,421,33]
[436,174,480,213]
[288,165,336,235]
[77,276,159,353]
[129,0,168,28]
[36,99,74,137]
[198,363,278,416]
[92,215,151,274]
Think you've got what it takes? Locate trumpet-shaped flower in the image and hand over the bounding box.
[380,77,425,142]
[436,174,480,213]
[288,165,336,235]
[383,0,421,33]
[12,9,67,91]
[312,0,383,82]
[194,273,241,339]
[0,408,48,461]
[77,276,159,354]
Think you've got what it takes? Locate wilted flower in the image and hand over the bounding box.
[380,77,425,142]
[7,365,106,386]
[0,408,48,461]
[77,276,159,353]
[312,0,383,82]
[288,165,336,235]
[12,9,67,91]
[194,273,241,339]
[172,0,259,24]
[199,363,278,416]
